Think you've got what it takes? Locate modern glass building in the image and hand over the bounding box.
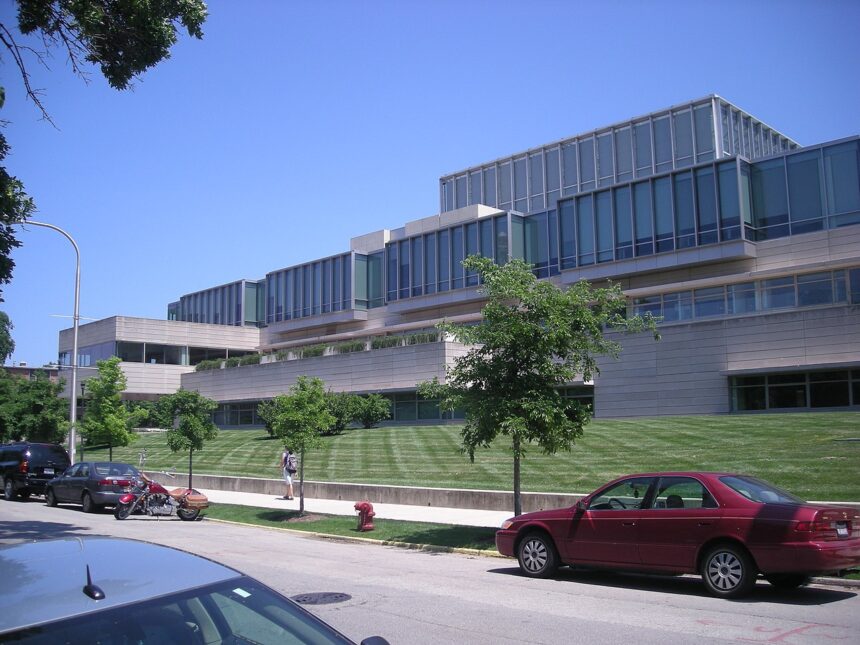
[62,96,860,424]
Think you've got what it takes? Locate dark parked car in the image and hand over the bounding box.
[45,461,142,513]
[496,472,860,598]
[0,442,70,500]
[0,537,390,644]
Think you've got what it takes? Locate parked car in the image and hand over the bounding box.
[0,537,390,644]
[0,442,70,500]
[45,461,142,513]
[496,472,860,598]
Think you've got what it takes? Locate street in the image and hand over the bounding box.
[1,499,859,644]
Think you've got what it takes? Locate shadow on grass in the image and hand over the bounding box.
[209,505,497,550]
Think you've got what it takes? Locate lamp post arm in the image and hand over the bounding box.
[20,221,80,464]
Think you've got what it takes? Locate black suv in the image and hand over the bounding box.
[0,442,71,500]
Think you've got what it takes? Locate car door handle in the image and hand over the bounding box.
[622,522,636,526]
[698,522,712,526]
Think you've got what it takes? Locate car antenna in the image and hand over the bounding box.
[82,565,105,600]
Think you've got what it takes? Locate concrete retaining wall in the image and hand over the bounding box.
[147,472,583,513]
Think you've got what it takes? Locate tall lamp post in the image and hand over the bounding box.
[19,221,81,464]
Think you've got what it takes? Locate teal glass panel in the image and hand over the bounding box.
[695,166,718,244]
[321,260,331,313]
[717,161,741,240]
[424,234,436,295]
[751,158,789,238]
[673,171,695,248]
[438,229,450,291]
[480,218,493,258]
[633,181,653,256]
[368,251,384,307]
[483,166,496,207]
[455,175,466,209]
[411,236,423,296]
[398,240,410,299]
[546,147,560,193]
[654,116,672,172]
[562,142,578,191]
[673,110,694,167]
[514,157,527,211]
[498,161,512,208]
[615,127,633,182]
[353,255,368,310]
[596,191,613,262]
[548,209,558,275]
[787,150,824,232]
[451,226,464,288]
[494,215,508,265]
[579,137,595,190]
[613,186,632,259]
[576,195,594,265]
[654,176,674,252]
[559,199,576,268]
[386,244,397,301]
[633,121,652,177]
[465,222,478,285]
[525,211,549,276]
[824,141,860,226]
[694,103,714,161]
[597,133,614,187]
[469,170,482,206]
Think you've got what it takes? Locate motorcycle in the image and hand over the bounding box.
[113,471,209,521]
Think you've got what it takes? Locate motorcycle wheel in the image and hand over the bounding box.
[114,502,132,520]
[177,507,200,521]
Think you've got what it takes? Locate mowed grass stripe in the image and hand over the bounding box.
[84,412,860,500]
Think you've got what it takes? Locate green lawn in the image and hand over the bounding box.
[84,412,860,501]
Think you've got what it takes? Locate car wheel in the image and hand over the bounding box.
[765,574,811,590]
[701,544,757,598]
[3,478,16,501]
[81,492,99,514]
[517,532,559,578]
[46,489,58,507]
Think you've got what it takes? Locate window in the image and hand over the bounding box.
[673,172,695,249]
[579,137,596,191]
[824,141,860,227]
[694,287,725,318]
[672,110,693,168]
[529,152,545,211]
[761,277,795,310]
[411,237,423,297]
[732,371,859,411]
[633,181,653,256]
[483,166,497,207]
[398,240,410,299]
[796,271,834,306]
[595,191,613,262]
[615,127,633,182]
[652,477,717,510]
[494,215,509,265]
[597,132,614,187]
[438,229,450,291]
[465,222,479,285]
[513,156,528,212]
[787,150,824,233]
[718,161,741,240]
[559,199,576,269]
[469,170,482,206]
[614,186,633,259]
[589,477,654,510]
[562,142,578,194]
[751,157,789,239]
[768,372,806,408]
[498,162,512,209]
[653,116,672,173]
[633,121,652,177]
[727,282,756,314]
[662,291,692,321]
[654,176,674,252]
[576,195,594,266]
[451,226,464,289]
[546,146,561,206]
[424,234,436,295]
[695,166,718,245]
[694,104,714,162]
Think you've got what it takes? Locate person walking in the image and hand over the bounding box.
[281,448,297,500]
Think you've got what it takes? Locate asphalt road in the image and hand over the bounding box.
[1,498,859,645]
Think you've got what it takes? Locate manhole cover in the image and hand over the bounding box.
[291,592,352,605]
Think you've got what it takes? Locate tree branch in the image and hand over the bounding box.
[0,22,56,127]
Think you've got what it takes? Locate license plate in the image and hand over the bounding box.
[43,468,54,475]
[836,522,849,538]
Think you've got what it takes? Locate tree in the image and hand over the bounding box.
[79,356,137,461]
[354,393,391,429]
[0,1,207,298]
[0,369,67,443]
[420,256,658,516]
[162,389,217,489]
[0,310,13,361]
[324,390,359,435]
[258,376,334,514]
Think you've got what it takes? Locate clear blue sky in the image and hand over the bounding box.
[2,0,859,367]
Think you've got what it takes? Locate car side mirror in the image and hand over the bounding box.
[575,499,587,511]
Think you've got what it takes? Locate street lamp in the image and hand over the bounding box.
[18,221,81,464]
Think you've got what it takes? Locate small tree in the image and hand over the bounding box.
[420,256,657,516]
[0,311,14,362]
[260,376,334,514]
[79,357,137,461]
[324,391,359,435]
[0,370,67,443]
[354,393,391,429]
[162,390,218,489]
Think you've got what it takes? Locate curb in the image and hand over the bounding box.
[204,517,859,585]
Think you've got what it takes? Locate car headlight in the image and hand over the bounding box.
[500,520,514,530]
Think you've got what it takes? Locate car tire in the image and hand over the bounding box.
[701,544,757,599]
[46,489,58,507]
[3,478,16,501]
[517,532,559,578]
[114,502,132,520]
[765,574,811,590]
[81,493,99,514]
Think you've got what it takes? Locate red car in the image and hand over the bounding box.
[496,472,860,598]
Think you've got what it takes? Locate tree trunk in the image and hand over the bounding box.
[109,443,113,462]
[188,450,193,489]
[513,435,522,516]
[298,448,305,514]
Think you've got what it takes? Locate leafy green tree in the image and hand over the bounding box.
[354,393,391,429]
[324,391,359,435]
[79,357,138,461]
[0,1,207,298]
[258,376,335,514]
[0,369,67,443]
[162,389,218,489]
[420,256,658,516]
[0,311,14,361]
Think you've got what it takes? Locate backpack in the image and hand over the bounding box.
[286,453,297,474]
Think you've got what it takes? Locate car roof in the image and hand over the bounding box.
[0,537,241,634]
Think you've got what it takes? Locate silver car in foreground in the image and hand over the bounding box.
[0,537,389,644]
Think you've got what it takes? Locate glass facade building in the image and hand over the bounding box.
[169,280,265,327]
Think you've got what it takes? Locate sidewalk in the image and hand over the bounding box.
[198,488,512,528]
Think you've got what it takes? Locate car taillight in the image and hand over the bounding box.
[99,479,132,487]
[18,460,28,473]
[794,520,832,533]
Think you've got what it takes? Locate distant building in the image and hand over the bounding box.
[3,365,60,383]
[59,95,860,426]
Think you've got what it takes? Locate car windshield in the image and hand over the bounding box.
[719,475,804,505]
[93,463,140,478]
[4,576,353,644]
[28,445,69,464]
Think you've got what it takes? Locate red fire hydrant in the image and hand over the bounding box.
[354,500,375,532]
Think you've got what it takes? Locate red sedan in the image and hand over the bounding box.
[495,472,860,598]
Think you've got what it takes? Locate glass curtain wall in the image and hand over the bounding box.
[265,253,354,324]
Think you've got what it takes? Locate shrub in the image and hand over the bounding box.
[194,359,222,372]
[300,344,326,358]
[324,391,360,435]
[225,357,241,368]
[407,332,438,345]
[336,340,366,354]
[239,353,261,366]
[371,336,402,350]
[354,393,392,428]
[276,349,290,361]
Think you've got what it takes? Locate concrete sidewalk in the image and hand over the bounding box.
[198,488,512,528]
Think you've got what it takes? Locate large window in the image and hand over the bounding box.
[731,371,859,411]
